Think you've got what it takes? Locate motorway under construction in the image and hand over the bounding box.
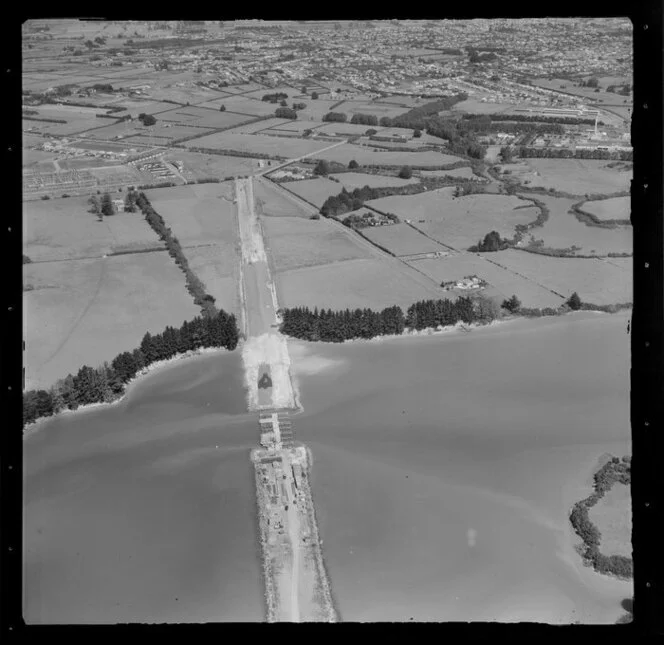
[235,176,337,622]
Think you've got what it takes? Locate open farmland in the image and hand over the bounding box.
[277,178,344,208]
[146,183,237,250]
[23,197,160,261]
[262,216,372,271]
[195,95,285,117]
[527,195,632,256]
[332,100,410,120]
[487,249,632,305]
[451,99,518,114]
[587,483,632,558]
[275,257,443,311]
[315,122,385,136]
[23,253,200,390]
[518,159,631,196]
[578,196,630,221]
[362,223,444,256]
[254,179,313,218]
[421,167,479,180]
[155,106,255,129]
[184,245,240,317]
[312,143,464,167]
[331,172,419,190]
[182,132,332,158]
[410,253,566,308]
[267,119,327,134]
[163,150,259,181]
[367,189,540,250]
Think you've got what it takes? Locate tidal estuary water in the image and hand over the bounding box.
[24,311,632,623]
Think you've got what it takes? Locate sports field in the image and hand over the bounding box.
[262,216,372,271]
[367,189,540,250]
[275,257,443,311]
[487,249,632,305]
[23,253,200,390]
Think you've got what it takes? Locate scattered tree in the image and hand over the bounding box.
[311,91,319,100]
[398,165,413,180]
[219,104,226,111]
[501,294,521,314]
[413,129,422,138]
[567,292,582,310]
[348,159,359,169]
[314,160,331,176]
[101,192,114,217]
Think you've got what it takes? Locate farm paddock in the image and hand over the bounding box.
[23,253,200,390]
[274,257,444,312]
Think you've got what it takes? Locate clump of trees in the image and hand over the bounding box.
[23,311,239,429]
[311,91,319,100]
[569,456,632,580]
[350,113,378,126]
[275,107,297,119]
[468,230,512,252]
[501,294,521,313]
[348,160,359,169]
[135,192,218,318]
[322,111,347,123]
[313,160,331,176]
[292,102,306,111]
[262,92,288,103]
[567,292,582,310]
[137,113,157,126]
[398,165,413,179]
[280,294,502,342]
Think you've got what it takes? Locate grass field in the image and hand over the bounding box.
[156,106,255,130]
[254,179,313,218]
[315,122,384,136]
[182,132,332,158]
[275,257,443,311]
[587,483,632,558]
[23,253,200,390]
[194,96,285,117]
[519,159,631,196]
[362,223,444,256]
[23,196,160,261]
[527,195,632,256]
[579,196,630,221]
[146,184,237,259]
[277,178,344,208]
[332,100,411,119]
[331,172,419,190]
[313,143,464,168]
[184,245,240,316]
[487,249,632,305]
[269,119,327,133]
[163,150,259,180]
[263,216,372,271]
[421,167,478,180]
[451,99,518,114]
[409,253,565,308]
[367,189,539,250]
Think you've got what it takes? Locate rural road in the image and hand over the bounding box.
[253,139,347,177]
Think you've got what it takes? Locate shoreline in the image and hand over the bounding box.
[22,346,228,438]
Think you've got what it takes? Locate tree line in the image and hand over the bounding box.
[134,192,218,318]
[23,311,239,429]
[275,107,297,119]
[280,295,503,342]
[262,92,288,103]
[518,146,633,161]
